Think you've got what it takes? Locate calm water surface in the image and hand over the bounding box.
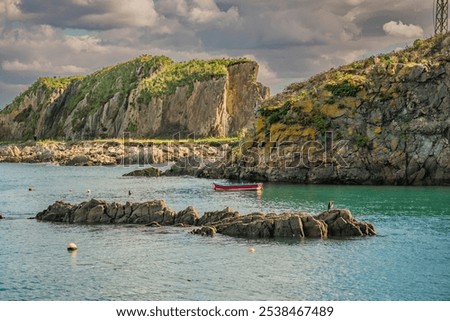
[0,163,449,300]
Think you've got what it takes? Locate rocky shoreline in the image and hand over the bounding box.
[2,140,450,186]
[35,199,376,239]
[0,141,229,166]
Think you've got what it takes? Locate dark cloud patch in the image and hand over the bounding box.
[16,0,104,29]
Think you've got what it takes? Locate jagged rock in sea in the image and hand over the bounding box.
[191,226,217,237]
[35,199,376,238]
[0,56,269,141]
[175,206,199,226]
[196,207,241,226]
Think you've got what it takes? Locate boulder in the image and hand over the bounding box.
[66,155,91,166]
[315,209,376,237]
[191,226,217,237]
[36,201,75,222]
[164,156,205,177]
[197,207,240,226]
[73,199,104,223]
[123,167,163,177]
[128,200,176,225]
[273,214,304,238]
[214,213,274,238]
[175,206,199,226]
[146,222,161,227]
[301,215,328,238]
[212,212,329,239]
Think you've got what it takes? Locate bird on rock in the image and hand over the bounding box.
[328,200,334,211]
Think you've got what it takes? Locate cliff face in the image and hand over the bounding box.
[224,34,450,185]
[0,56,269,140]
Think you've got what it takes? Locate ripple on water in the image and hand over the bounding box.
[0,164,449,300]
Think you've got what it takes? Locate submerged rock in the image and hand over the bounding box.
[35,199,376,239]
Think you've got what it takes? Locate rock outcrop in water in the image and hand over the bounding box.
[0,56,269,140]
[35,199,376,238]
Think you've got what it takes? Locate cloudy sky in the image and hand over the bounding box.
[0,0,434,108]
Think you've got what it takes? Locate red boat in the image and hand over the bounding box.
[213,182,263,191]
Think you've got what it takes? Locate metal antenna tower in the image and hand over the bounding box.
[435,0,449,34]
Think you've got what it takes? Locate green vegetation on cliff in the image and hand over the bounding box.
[254,33,450,144]
[67,55,171,119]
[2,55,251,121]
[0,54,263,141]
[138,58,250,104]
[3,56,251,118]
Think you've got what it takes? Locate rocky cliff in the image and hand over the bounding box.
[211,34,450,185]
[0,56,269,141]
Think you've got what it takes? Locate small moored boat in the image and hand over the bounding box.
[213,182,263,191]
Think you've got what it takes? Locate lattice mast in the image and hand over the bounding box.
[435,0,449,34]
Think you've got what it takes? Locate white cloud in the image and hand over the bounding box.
[0,81,29,108]
[5,0,163,30]
[345,0,366,5]
[156,0,189,16]
[383,20,424,38]
[3,0,22,19]
[78,0,161,29]
[2,59,87,74]
[243,54,279,87]
[0,0,436,108]
[188,0,239,25]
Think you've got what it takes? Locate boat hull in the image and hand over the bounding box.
[213,183,263,191]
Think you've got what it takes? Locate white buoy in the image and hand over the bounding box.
[249,247,256,253]
[67,243,78,251]
[87,189,91,194]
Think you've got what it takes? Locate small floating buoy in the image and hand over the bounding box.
[67,243,78,251]
[28,187,32,191]
[249,247,256,253]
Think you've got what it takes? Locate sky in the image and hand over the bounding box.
[0,0,435,108]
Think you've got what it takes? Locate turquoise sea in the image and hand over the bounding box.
[0,163,449,300]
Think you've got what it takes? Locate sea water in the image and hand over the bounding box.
[0,163,449,300]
